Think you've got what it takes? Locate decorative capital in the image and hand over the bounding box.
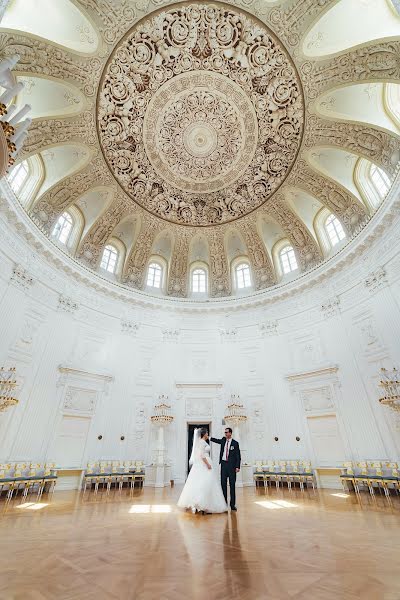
[321,296,340,319]
[58,294,79,314]
[121,319,140,336]
[162,328,180,342]
[259,320,278,337]
[364,267,387,292]
[219,328,238,342]
[10,264,34,291]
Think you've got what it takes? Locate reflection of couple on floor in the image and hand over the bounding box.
[177,427,241,513]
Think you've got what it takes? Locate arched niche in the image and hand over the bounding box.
[75,187,115,239]
[306,147,366,208]
[34,143,93,200]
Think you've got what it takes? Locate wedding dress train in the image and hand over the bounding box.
[177,436,227,513]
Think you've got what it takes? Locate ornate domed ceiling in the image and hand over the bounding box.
[1,0,399,299]
[97,5,304,226]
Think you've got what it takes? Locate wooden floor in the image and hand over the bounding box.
[0,485,399,600]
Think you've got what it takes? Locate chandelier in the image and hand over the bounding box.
[150,396,174,425]
[0,367,18,412]
[224,395,247,425]
[378,367,400,412]
[0,54,32,174]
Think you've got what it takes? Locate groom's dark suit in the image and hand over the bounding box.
[210,437,241,508]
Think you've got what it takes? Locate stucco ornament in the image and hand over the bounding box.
[97,3,304,226]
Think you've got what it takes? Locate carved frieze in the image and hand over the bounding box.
[303,40,400,100]
[267,192,322,270]
[20,112,97,159]
[30,157,113,230]
[0,31,102,95]
[167,230,190,297]
[289,160,369,234]
[236,218,275,289]
[73,0,136,44]
[123,215,163,288]
[207,228,231,297]
[305,116,399,177]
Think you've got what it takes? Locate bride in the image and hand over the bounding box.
[177,428,228,514]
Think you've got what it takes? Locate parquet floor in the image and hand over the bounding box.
[0,485,399,600]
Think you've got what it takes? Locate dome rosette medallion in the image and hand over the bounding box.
[97,3,305,226]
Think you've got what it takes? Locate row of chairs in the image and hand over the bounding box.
[253,460,316,491]
[0,462,57,501]
[82,460,145,494]
[340,461,399,497]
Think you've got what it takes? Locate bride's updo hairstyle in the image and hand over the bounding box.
[200,428,208,438]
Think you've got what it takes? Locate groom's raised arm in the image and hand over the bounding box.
[210,437,223,444]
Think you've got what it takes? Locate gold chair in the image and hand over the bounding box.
[383,462,399,497]
[302,461,315,491]
[340,462,357,493]
[355,461,374,495]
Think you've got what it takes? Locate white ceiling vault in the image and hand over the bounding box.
[1,0,399,299]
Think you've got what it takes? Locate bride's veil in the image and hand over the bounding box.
[189,428,202,466]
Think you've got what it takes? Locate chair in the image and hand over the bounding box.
[340,462,357,493]
[383,462,399,497]
[300,461,315,491]
[355,462,374,495]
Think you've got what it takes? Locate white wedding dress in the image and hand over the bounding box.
[177,435,228,513]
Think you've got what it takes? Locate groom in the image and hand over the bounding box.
[211,427,241,511]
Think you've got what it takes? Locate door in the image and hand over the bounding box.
[52,415,91,467]
[187,423,210,474]
[307,415,346,467]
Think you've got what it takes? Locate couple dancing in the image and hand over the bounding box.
[178,427,241,514]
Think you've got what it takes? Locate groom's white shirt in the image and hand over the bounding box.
[222,438,231,461]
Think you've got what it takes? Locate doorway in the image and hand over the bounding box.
[187,423,210,475]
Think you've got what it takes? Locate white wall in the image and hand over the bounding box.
[0,180,400,487]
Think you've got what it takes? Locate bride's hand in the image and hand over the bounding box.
[207,463,212,470]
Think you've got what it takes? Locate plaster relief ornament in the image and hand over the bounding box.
[97,3,305,227]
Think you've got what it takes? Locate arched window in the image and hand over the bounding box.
[100,244,118,274]
[370,165,391,198]
[146,262,162,288]
[325,214,346,247]
[235,262,251,289]
[192,268,207,293]
[52,211,73,245]
[280,245,298,274]
[7,160,29,194]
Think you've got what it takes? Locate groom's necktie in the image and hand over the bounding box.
[225,440,230,461]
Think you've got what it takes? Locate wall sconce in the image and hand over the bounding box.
[97,434,103,440]
[296,436,301,441]
[274,436,279,442]
[120,435,125,441]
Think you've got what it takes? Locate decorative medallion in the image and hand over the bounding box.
[97,2,305,226]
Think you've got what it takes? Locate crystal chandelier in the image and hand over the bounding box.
[150,396,174,425]
[0,55,32,174]
[224,395,247,425]
[0,367,18,412]
[378,367,400,412]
